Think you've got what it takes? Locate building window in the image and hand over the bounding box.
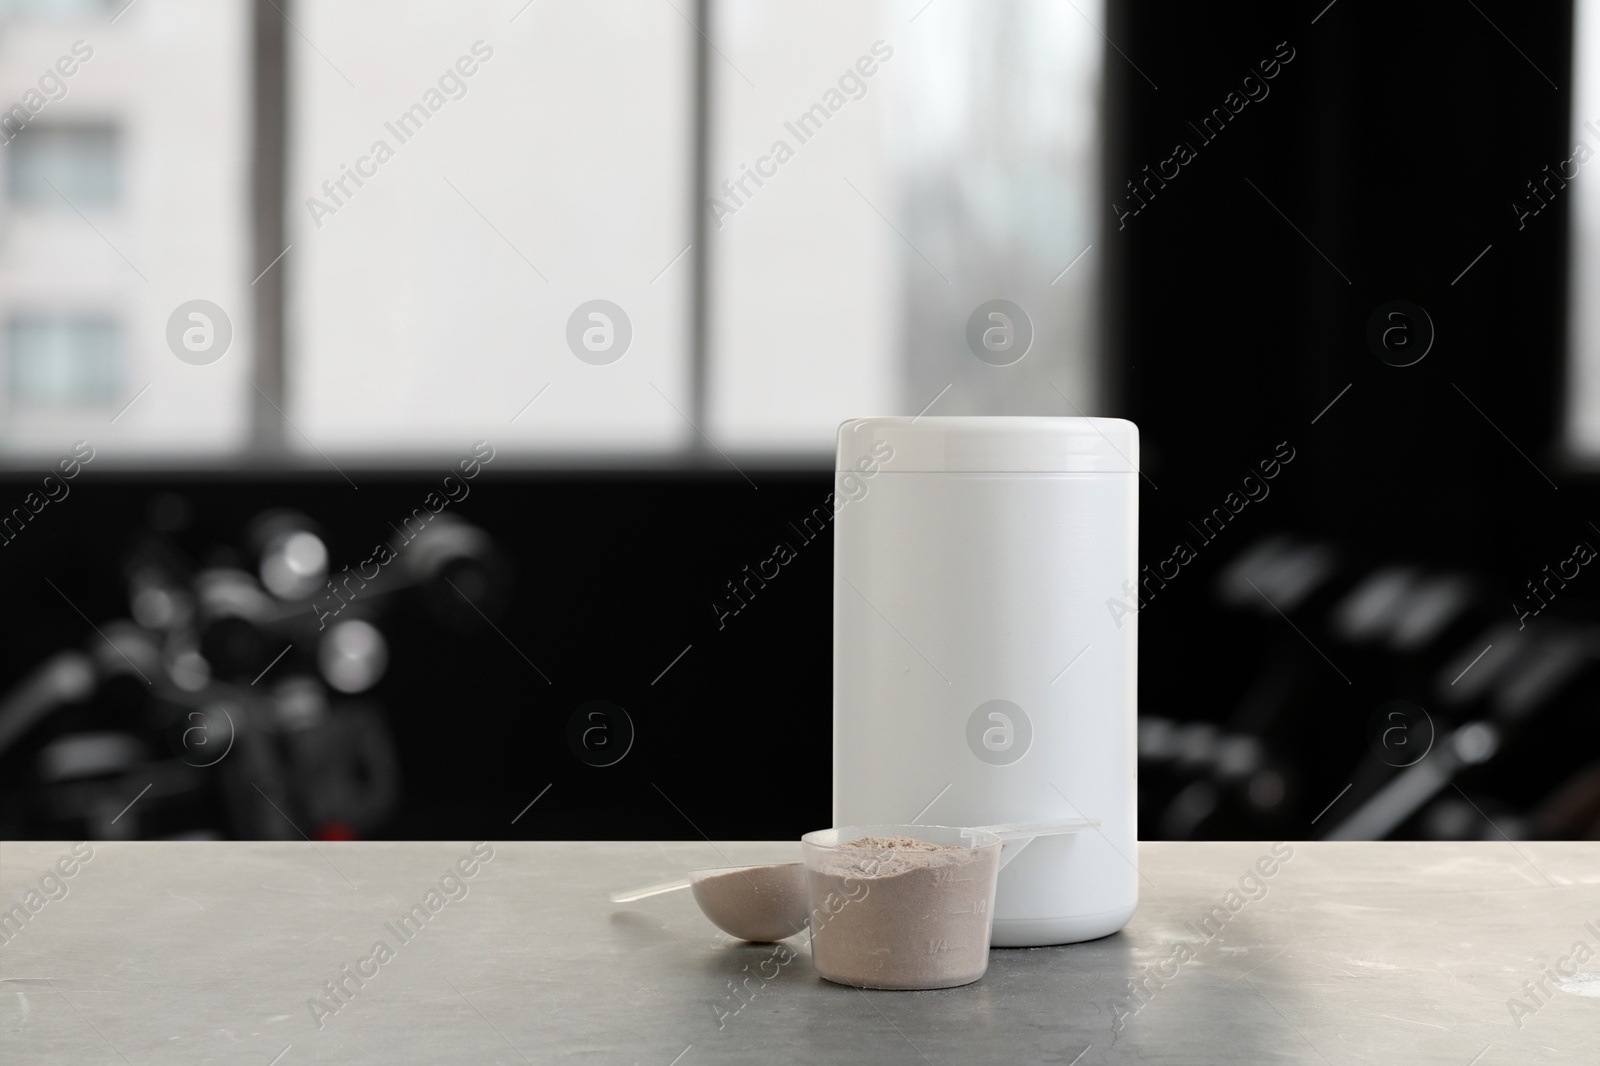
[0,0,113,16]
[7,315,120,407]
[5,123,119,207]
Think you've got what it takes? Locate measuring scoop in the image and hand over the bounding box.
[609,817,1099,946]
[800,817,1101,989]
[610,861,809,943]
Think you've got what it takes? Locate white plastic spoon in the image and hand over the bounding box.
[960,817,1101,870]
[611,862,809,943]
[610,818,1100,941]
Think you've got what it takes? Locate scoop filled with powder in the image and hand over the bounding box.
[688,862,809,942]
[800,825,1003,990]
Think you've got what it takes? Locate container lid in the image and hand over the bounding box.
[836,416,1140,474]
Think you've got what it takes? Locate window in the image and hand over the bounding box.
[6,315,118,405]
[286,0,697,457]
[6,124,118,206]
[707,0,1104,451]
[1568,0,1600,454]
[0,0,1104,463]
[0,0,114,17]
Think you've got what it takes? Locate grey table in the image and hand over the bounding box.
[2,840,1597,1064]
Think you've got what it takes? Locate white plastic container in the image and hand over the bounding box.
[832,416,1139,947]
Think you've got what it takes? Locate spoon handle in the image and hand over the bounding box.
[970,818,1101,840]
[963,819,1102,872]
[609,877,691,903]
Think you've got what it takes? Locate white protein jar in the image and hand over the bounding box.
[832,416,1140,947]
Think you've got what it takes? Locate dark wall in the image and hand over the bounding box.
[0,468,835,842]
[1109,0,1576,549]
[1108,0,1600,841]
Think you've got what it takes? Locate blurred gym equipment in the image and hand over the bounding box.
[1139,533,1600,841]
[0,499,508,841]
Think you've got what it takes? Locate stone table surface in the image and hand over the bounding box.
[1,840,1598,1064]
